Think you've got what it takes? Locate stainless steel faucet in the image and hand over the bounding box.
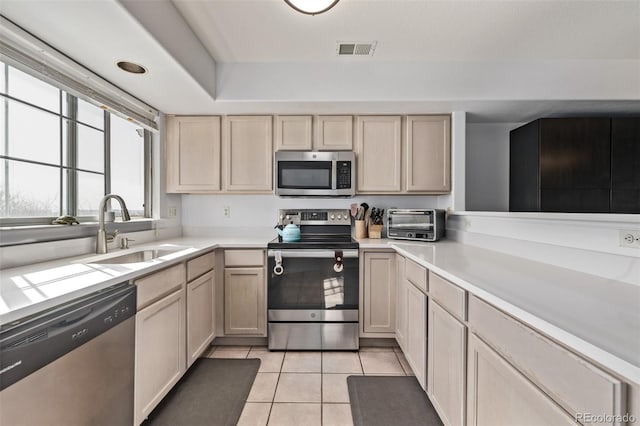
[96,194,131,254]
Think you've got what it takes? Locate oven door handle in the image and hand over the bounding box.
[267,249,359,258]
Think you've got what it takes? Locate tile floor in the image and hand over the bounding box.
[202,345,414,426]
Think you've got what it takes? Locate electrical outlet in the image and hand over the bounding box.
[168,206,177,218]
[619,230,640,249]
[223,206,231,218]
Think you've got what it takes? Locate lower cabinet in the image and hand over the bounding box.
[134,287,186,425]
[466,333,576,426]
[395,254,408,351]
[224,267,266,335]
[427,299,466,426]
[362,251,396,334]
[186,270,215,367]
[405,280,427,390]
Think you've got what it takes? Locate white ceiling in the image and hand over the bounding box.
[173,0,640,63]
[1,0,639,121]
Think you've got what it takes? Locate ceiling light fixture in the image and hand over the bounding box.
[284,0,340,15]
[116,61,147,75]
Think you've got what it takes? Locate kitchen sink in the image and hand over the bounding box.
[92,249,182,264]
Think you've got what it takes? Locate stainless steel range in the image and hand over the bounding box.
[267,209,359,350]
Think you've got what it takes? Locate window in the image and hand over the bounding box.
[0,61,150,222]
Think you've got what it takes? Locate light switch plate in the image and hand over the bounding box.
[168,206,177,218]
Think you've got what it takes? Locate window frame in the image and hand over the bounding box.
[0,62,152,226]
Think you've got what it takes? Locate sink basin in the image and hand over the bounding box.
[92,249,181,264]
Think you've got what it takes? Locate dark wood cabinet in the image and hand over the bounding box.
[611,118,640,213]
[510,117,639,213]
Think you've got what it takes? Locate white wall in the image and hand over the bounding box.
[465,122,524,211]
[215,61,640,103]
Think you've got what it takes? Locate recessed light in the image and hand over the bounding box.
[116,61,147,75]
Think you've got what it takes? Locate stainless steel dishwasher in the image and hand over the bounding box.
[0,282,136,425]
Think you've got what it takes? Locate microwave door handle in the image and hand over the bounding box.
[331,159,337,189]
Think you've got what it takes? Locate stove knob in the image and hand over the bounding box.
[330,214,335,220]
[286,215,291,221]
[336,214,342,220]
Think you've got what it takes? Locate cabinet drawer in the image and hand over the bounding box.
[187,251,215,281]
[224,250,264,267]
[468,295,624,421]
[135,263,186,309]
[405,258,427,294]
[429,271,466,320]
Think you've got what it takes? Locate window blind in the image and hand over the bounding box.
[0,16,159,131]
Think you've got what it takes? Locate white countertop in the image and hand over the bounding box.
[359,238,640,385]
[0,236,271,326]
[2,235,638,385]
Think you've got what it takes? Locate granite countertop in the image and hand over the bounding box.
[2,234,638,385]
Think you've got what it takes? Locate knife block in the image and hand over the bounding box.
[368,224,383,239]
[354,220,367,239]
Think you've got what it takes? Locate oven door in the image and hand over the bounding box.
[275,160,334,196]
[267,249,358,320]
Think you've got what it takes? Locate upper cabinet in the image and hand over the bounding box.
[274,115,313,151]
[164,113,452,195]
[315,115,353,150]
[166,116,221,193]
[222,116,273,192]
[611,118,640,213]
[509,117,640,213]
[355,115,402,193]
[355,116,402,192]
[355,115,451,194]
[406,115,451,193]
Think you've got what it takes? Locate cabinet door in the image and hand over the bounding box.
[315,115,353,150]
[355,116,402,192]
[467,333,576,426]
[406,115,451,192]
[539,118,611,212]
[611,117,640,213]
[395,255,408,351]
[275,115,313,150]
[223,116,273,192]
[224,267,266,335]
[406,282,427,390]
[166,116,221,193]
[135,288,186,425]
[363,251,396,334]
[428,299,466,426]
[187,270,215,367]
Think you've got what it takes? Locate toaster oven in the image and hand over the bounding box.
[387,209,445,242]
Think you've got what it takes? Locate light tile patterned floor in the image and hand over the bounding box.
[203,345,413,426]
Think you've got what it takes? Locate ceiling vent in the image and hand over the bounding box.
[337,41,377,56]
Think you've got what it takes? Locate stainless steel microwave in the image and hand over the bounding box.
[275,151,355,197]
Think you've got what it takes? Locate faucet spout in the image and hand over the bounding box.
[96,194,131,254]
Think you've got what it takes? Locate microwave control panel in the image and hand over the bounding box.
[336,161,352,189]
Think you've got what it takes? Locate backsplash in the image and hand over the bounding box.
[181,194,444,229]
[447,212,640,286]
